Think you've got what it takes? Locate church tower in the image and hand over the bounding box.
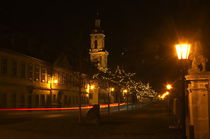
[89,14,109,72]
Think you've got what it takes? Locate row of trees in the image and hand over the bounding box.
[92,65,157,103]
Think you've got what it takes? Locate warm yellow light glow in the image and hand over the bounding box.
[86,84,90,93]
[53,80,58,84]
[90,85,95,90]
[123,89,128,93]
[175,43,191,59]
[86,84,95,93]
[166,84,172,90]
[110,87,115,92]
[160,91,170,100]
[48,78,58,84]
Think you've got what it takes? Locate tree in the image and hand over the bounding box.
[92,65,157,103]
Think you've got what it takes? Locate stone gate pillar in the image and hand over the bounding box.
[186,72,210,139]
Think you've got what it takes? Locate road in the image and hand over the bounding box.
[0,102,181,139]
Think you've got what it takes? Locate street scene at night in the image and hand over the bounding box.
[0,0,210,139]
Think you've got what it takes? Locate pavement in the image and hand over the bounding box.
[0,101,181,139]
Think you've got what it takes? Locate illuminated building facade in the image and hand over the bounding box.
[89,16,109,72]
[88,16,117,105]
[0,49,89,108]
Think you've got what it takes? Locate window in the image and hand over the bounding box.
[63,73,66,84]
[41,67,46,82]
[34,65,40,81]
[64,95,67,105]
[94,40,98,49]
[27,63,33,80]
[69,73,73,87]
[35,95,39,106]
[58,72,65,84]
[40,95,45,105]
[11,59,17,77]
[53,95,56,102]
[66,73,70,86]
[20,62,26,78]
[47,68,52,83]
[1,57,8,74]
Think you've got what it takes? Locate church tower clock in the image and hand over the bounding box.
[89,15,109,72]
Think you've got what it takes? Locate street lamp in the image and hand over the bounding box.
[166,84,173,126]
[166,84,172,90]
[175,43,191,139]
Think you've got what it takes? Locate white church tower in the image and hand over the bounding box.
[89,14,109,72]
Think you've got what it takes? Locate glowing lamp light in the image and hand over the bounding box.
[123,89,128,93]
[53,80,58,84]
[86,84,95,93]
[86,84,90,93]
[110,87,115,92]
[175,43,191,59]
[166,84,172,90]
[160,91,170,100]
[48,78,58,84]
[90,85,95,90]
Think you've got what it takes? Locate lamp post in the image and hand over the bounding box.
[107,87,114,117]
[166,84,172,128]
[175,43,191,139]
[123,89,128,111]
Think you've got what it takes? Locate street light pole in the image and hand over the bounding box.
[166,84,172,128]
[123,89,128,111]
[175,43,191,139]
[126,93,128,111]
[78,72,82,123]
[118,91,120,112]
[108,90,110,117]
[181,60,187,139]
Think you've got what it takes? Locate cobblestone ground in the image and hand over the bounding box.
[0,101,181,139]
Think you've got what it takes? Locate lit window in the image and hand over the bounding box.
[41,67,46,82]
[34,65,40,81]
[27,63,33,80]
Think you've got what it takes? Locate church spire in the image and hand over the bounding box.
[89,12,109,72]
[95,11,101,28]
[92,11,103,33]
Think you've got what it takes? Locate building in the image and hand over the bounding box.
[0,16,114,108]
[0,49,90,108]
[89,15,109,73]
[88,16,118,105]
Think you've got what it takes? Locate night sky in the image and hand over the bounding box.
[1,0,210,91]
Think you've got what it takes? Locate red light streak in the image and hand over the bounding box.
[0,103,126,111]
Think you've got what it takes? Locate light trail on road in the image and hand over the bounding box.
[0,103,126,111]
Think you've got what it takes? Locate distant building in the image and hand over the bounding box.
[0,49,89,108]
[0,15,114,108]
[89,16,109,72]
[88,15,117,105]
